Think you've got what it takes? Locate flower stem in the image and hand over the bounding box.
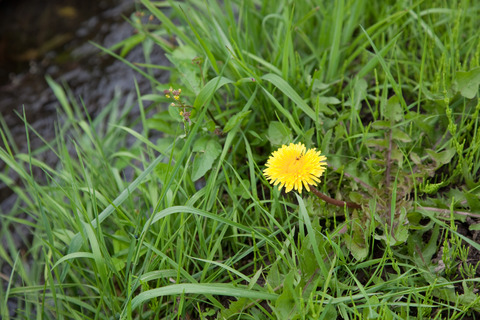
[309,185,361,209]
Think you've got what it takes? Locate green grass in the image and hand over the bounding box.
[1,0,480,319]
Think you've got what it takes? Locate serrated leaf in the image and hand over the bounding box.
[218,297,249,319]
[223,110,252,132]
[267,121,292,146]
[191,139,222,181]
[453,67,480,99]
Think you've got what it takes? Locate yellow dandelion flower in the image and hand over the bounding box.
[263,142,327,194]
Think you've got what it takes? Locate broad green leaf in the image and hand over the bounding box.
[470,223,480,231]
[220,298,249,319]
[312,79,331,91]
[409,152,422,165]
[392,128,412,142]
[363,296,380,319]
[371,120,390,129]
[146,112,177,135]
[205,119,216,132]
[344,233,369,261]
[192,138,222,181]
[192,135,211,152]
[266,262,282,290]
[426,148,456,165]
[465,193,480,211]
[453,67,480,99]
[166,45,201,94]
[317,96,341,105]
[314,97,335,115]
[273,271,297,319]
[167,103,182,121]
[384,95,403,123]
[141,94,165,102]
[267,121,292,146]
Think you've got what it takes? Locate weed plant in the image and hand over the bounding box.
[1,0,480,319]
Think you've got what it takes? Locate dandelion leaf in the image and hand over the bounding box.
[384,95,403,123]
[267,121,292,146]
[453,67,480,99]
[273,271,297,319]
[426,148,456,166]
[191,138,222,181]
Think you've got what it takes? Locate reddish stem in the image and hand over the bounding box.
[309,185,361,209]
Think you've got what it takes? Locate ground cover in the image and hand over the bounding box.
[1,0,480,319]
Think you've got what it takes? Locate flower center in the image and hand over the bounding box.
[286,155,304,174]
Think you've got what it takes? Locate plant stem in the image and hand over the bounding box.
[309,185,361,209]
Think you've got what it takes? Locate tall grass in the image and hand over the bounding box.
[1,0,480,319]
